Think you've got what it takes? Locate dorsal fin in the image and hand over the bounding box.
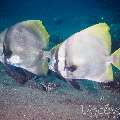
[80,23,111,54]
[22,20,50,49]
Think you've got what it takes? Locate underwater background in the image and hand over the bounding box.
[0,0,120,120]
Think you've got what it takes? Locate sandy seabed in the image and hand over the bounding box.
[0,83,120,120]
[0,65,120,120]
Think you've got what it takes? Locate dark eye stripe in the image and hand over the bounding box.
[3,43,12,58]
[3,28,13,59]
[54,47,59,73]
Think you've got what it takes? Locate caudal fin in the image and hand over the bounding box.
[112,48,120,70]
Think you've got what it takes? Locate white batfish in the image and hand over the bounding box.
[49,23,120,85]
[0,20,50,83]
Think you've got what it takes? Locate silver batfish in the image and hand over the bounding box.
[0,20,49,83]
[49,23,120,85]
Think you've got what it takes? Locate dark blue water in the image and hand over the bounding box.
[0,0,120,41]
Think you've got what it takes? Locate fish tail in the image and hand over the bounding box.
[112,48,120,70]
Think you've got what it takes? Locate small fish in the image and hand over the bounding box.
[49,23,120,89]
[0,20,50,83]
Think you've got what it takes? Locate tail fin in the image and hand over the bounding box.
[112,48,120,70]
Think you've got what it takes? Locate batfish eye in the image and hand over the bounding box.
[67,65,77,72]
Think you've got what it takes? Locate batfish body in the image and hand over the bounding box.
[3,20,49,75]
[49,23,120,83]
[0,20,49,83]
